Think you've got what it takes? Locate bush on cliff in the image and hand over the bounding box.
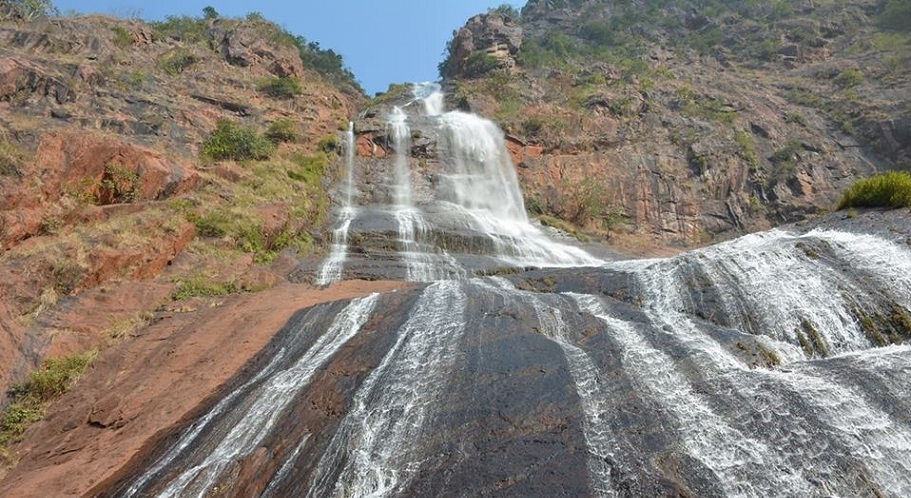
[837,171,911,210]
[257,77,302,100]
[0,351,96,457]
[200,119,275,161]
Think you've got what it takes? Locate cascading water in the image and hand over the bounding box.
[312,83,600,284]
[436,111,526,220]
[344,122,356,207]
[388,107,413,208]
[306,280,466,497]
[413,81,444,116]
[118,78,911,497]
[116,223,911,497]
[315,123,357,285]
[388,102,464,281]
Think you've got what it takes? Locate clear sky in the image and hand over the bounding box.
[52,1,527,95]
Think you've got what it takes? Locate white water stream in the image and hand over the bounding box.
[315,123,358,285]
[306,281,467,497]
[127,294,380,498]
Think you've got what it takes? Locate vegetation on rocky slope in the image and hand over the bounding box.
[0,3,362,462]
[0,351,95,460]
[441,0,910,247]
[838,171,911,209]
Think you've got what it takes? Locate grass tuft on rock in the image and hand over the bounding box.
[0,351,96,458]
[838,171,911,210]
[171,273,236,300]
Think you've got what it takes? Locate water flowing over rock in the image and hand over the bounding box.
[3,4,910,497]
[44,71,907,498]
[97,145,911,498]
[302,83,601,284]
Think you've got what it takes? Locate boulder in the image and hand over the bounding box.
[444,13,522,78]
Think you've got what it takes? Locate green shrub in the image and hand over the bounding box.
[150,15,207,43]
[0,140,25,177]
[190,208,269,254]
[157,48,198,76]
[488,4,520,20]
[111,26,132,48]
[19,354,95,401]
[318,134,339,154]
[834,68,864,88]
[769,140,804,165]
[464,51,500,77]
[100,163,140,203]
[522,117,544,136]
[265,118,298,143]
[0,351,95,451]
[288,152,327,186]
[837,171,911,209]
[733,131,759,170]
[291,35,361,92]
[257,77,303,99]
[200,119,275,161]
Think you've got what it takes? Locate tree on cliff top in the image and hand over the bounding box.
[0,0,57,20]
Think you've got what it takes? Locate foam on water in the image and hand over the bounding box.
[306,281,467,497]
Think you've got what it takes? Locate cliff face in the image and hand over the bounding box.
[442,0,911,249]
[0,10,363,439]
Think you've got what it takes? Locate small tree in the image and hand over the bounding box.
[1,0,58,20]
[202,6,218,19]
[489,4,521,21]
[200,119,275,161]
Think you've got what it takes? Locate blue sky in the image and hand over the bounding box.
[52,1,526,95]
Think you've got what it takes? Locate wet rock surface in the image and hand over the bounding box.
[76,209,911,497]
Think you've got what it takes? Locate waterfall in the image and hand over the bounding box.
[314,83,600,283]
[625,228,911,358]
[412,82,444,116]
[124,76,911,497]
[315,207,356,285]
[388,107,413,208]
[437,111,526,220]
[434,111,601,267]
[120,220,911,496]
[344,122,356,207]
[387,106,465,281]
[315,123,358,285]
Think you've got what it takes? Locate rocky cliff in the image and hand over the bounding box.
[440,0,910,249]
[0,8,365,471]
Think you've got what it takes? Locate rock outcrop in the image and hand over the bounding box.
[0,10,362,431]
[442,0,910,249]
[441,12,522,78]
